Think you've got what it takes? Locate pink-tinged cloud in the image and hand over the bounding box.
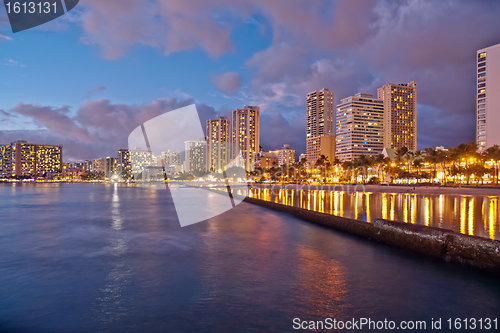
[85,86,106,99]
[211,72,243,94]
[5,98,217,161]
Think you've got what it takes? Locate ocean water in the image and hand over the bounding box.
[0,183,499,332]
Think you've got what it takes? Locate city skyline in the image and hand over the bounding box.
[2,1,500,161]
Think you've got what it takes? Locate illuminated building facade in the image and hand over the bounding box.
[82,160,93,172]
[207,116,231,173]
[130,149,153,178]
[336,93,385,161]
[164,150,181,166]
[270,144,296,166]
[6,141,63,177]
[94,157,119,178]
[377,81,417,150]
[184,140,207,174]
[232,106,260,171]
[476,43,500,151]
[255,152,278,169]
[0,144,12,178]
[117,149,132,179]
[306,134,335,166]
[306,88,334,166]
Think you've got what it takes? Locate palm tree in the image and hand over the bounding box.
[373,154,389,180]
[354,154,372,184]
[413,159,422,181]
[484,145,500,185]
[424,147,439,184]
[456,142,478,184]
[395,147,409,164]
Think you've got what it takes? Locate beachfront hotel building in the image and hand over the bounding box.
[0,141,62,177]
[164,150,181,166]
[117,149,132,179]
[93,157,119,178]
[306,134,336,166]
[377,81,417,150]
[335,93,385,161]
[0,144,12,178]
[275,144,296,166]
[207,116,231,173]
[232,105,260,171]
[129,148,153,178]
[306,88,335,165]
[476,42,500,151]
[184,140,207,174]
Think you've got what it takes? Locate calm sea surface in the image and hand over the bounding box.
[1,183,499,332]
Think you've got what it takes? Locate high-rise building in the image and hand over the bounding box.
[83,160,93,172]
[164,150,181,166]
[130,148,153,178]
[117,149,132,179]
[8,141,62,177]
[207,116,231,173]
[307,88,335,138]
[272,144,296,166]
[94,157,119,178]
[306,134,336,166]
[476,42,500,151]
[306,88,334,166]
[0,144,12,178]
[377,81,417,150]
[232,105,260,171]
[184,140,207,174]
[336,93,385,161]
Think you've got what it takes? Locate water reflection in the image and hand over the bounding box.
[94,184,132,326]
[247,188,500,240]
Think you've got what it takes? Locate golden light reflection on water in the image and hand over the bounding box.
[469,198,475,236]
[353,192,359,220]
[424,197,430,226]
[403,195,408,223]
[390,194,395,221]
[365,193,371,222]
[489,198,497,240]
[382,193,387,220]
[295,245,349,316]
[246,188,500,239]
[460,197,466,234]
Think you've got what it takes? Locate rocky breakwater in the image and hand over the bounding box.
[243,196,500,275]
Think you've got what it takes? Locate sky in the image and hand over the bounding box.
[1,0,500,162]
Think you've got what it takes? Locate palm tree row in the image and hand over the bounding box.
[249,142,500,186]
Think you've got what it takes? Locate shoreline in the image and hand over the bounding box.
[250,183,500,196]
[3,181,500,196]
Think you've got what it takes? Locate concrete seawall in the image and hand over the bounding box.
[242,196,500,275]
